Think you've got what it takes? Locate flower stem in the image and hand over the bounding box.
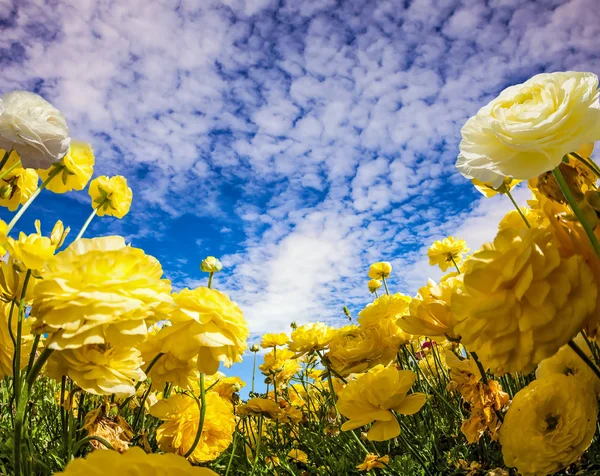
[73,208,97,241]
[0,160,22,181]
[208,272,214,289]
[568,340,600,380]
[553,165,600,258]
[381,276,390,295]
[72,435,116,455]
[7,166,62,234]
[184,373,206,458]
[0,148,13,171]
[505,189,531,228]
[450,256,461,274]
[251,351,257,394]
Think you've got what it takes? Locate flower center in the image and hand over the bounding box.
[545,414,560,432]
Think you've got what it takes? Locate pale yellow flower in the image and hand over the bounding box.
[5,231,55,270]
[427,237,469,272]
[88,175,132,219]
[39,141,94,193]
[200,256,222,273]
[367,279,382,293]
[0,302,32,378]
[471,177,521,198]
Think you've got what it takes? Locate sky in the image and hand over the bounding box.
[1,0,600,395]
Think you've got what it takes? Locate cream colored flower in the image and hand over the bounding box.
[200,256,222,273]
[0,90,70,169]
[457,72,600,184]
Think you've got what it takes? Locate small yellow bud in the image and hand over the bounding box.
[50,220,70,248]
[0,184,13,199]
[367,279,382,293]
[200,256,223,273]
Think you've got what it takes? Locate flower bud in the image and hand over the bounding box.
[290,321,297,330]
[0,184,13,199]
[50,220,70,248]
[200,256,223,273]
[367,279,382,293]
[249,344,259,353]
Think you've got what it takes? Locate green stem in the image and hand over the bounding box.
[7,166,62,234]
[450,256,461,274]
[72,435,116,455]
[505,189,531,228]
[225,432,237,476]
[13,270,31,406]
[568,340,600,380]
[184,373,206,458]
[381,276,390,295]
[571,152,600,179]
[0,160,22,181]
[251,351,257,394]
[26,334,41,376]
[0,148,13,171]
[73,207,97,241]
[553,165,600,257]
[207,272,214,289]
[132,383,153,432]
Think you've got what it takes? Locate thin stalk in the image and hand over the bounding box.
[73,208,97,241]
[26,334,41,376]
[132,383,153,432]
[505,189,531,228]
[7,166,62,234]
[72,435,116,454]
[184,374,206,458]
[568,340,600,380]
[553,165,600,257]
[13,270,31,406]
[225,432,237,476]
[0,148,12,171]
[381,276,390,295]
[0,160,22,181]
[251,351,257,394]
[450,256,461,274]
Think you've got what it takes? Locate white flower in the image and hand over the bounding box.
[0,91,70,169]
[457,72,600,183]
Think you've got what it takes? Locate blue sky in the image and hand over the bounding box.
[1,0,600,396]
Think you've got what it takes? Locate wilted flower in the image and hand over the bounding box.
[150,392,235,463]
[427,237,469,272]
[0,150,38,211]
[457,72,600,184]
[0,90,70,169]
[500,374,597,476]
[83,408,133,452]
[338,365,426,441]
[200,256,222,273]
[39,141,94,193]
[88,175,133,219]
[367,261,392,279]
[31,236,174,350]
[55,446,218,475]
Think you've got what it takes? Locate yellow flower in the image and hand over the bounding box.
[0,219,7,256]
[49,220,70,248]
[164,287,249,375]
[453,226,596,374]
[150,391,235,463]
[457,72,600,183]
[0,302,32,378]
[88,175,132,219]
[357,454,390,471]
[260,332,289,348]
[471,177,521,198]
[200,256,223,273]
[536,333,600,396]
[39,141,94,193]
[237,397,281,418]
[46,344,145,397]
[498,206,543,232]
[367,261,392,279]
[398,277,457,340]
[287,449,308,464]
[288,322,335,355]
[358,293,411,329]
[338,365,426,441]
[259,347,301,387]
[55,446,218,475]
[0,150,38,211]
[139,327,199,391]
[500,374,597,476]
[367,279,382,293]
[0,256,37,303]
[203,372,245,401]
[5,231,55,270]
[31,236,174,350]
[427,237,469,272]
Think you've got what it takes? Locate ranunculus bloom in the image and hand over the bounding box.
[427,237,469,272]
[358,293,411,328]
[0,150,39,211]
[260,332,289,348]
[45,344,145,397]
[0,90,70,169]
[367,261,392,279]
[160,287,249,375]
[338,365,426,441]
[88,175,133,219]
[367,279,382,293]
[31,236,174,350]
[259,347,301,388]
[39,141,95,193]
[288,322,335,355]
[55,446,218,475]
[150,392,235,463]
[203,372,244,401]
[237,397,281,418]
[500,374,597,476]
[357,454,390,471]
[457,72,600,184]
[5,231,55,270]
[453,226,597,374]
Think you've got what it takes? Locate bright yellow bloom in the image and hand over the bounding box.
[0,150,38,211]
[237,397,281,418]
[498,206,543,232]
[0,256,37,303]
[31,236,174,350]
[367,279,382,293]
[150,392,235,463]
[500,374,597,476]
[357,454,390,471]
[0,219,7,256]
[287,449,308,464]
[358,293,411,328]
[457,72,600,183]
[338,365,426,441]
[46,344,145,397]
[0,302,32,377]
[536,333,600,396]
[163,287,249,375]
[203,372,244,401]
[200,256,222,273]
[39,141,94,193]
[427,237,469,272]
[367,261,392,279]
[6,231,55,271]
[398,277,457,340]
[55,446,218,475]
[471,177,521,198]
[139,327,199,391]
[88,175,132,219]
[288,322,335,355]
[259,347,301,388]
[453,226,596,374]
[260,332,289,348]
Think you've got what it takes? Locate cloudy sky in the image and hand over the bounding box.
[1,0,599,360]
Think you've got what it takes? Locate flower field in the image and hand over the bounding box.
[2,71,600,475]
